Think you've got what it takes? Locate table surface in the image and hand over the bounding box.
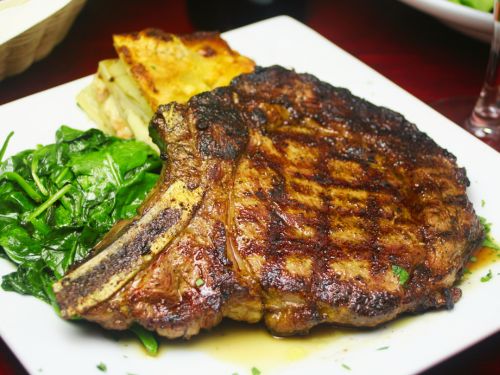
[0,0,498,374]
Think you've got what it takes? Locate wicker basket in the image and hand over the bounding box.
[0,0,86,81]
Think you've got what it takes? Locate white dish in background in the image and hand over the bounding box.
[0,16,499,375]
[398,0,492,42]
[0,0,86,80]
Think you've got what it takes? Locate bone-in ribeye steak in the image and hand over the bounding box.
[54,66,484,338]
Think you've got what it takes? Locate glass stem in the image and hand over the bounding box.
[468,0,500,135]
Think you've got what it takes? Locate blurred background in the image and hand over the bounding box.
[0,0,490,107]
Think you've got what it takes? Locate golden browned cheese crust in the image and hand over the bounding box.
[55,66,483,338]
[113,29,255,109]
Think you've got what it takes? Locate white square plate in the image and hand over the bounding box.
[0,16,499,375]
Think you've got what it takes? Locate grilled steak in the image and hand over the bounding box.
[54,66,484,338]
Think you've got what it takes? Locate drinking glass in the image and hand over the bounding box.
[464,0,500,145]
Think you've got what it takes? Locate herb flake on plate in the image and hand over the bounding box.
[96,362,107,372]
[480,269,493,282]
[341,363,351,370]
[479,217,500,251]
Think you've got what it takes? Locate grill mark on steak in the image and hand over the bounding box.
[55,66,484,338]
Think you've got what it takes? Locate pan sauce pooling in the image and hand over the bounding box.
[54,66,484,338]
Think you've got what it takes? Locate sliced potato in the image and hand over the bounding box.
[77,29,255,147]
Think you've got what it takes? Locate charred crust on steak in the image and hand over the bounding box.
[191,91,249,160]
[55,65,484,338]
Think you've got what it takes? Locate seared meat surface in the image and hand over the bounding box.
[54,66,483,338]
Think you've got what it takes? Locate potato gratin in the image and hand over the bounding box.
[77,29,255,148]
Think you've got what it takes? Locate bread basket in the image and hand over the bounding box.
[0,0,86,81]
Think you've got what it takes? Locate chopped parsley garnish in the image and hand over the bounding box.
[96,362,107,372]
[392,265,409,285]
[481,199,485,207]
[463,268,472,274]
[195,278,205,287]
[377,346,389,351]
[341,363,351,370]
[251,367,261,375]
[469,256,477,262]
[484,237,500,251]
[480,269,493,282]
[479,217,500,251]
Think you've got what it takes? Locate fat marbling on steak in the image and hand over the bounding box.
[54,66,484,338]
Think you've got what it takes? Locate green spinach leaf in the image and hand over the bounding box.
[0,126,161,304]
